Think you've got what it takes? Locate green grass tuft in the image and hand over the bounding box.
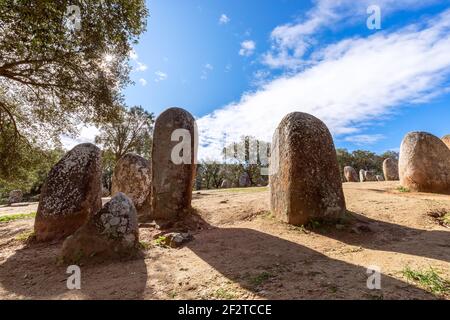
[214,288,237,299]
[15,230,35,242]
[0,212,36,223]
[396,186,410,193]
[248,271,273,287]
[402,266,450,296]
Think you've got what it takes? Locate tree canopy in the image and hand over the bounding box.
[0,0,148,146]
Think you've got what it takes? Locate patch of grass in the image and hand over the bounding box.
[0,212,36,223]
[15,230,35,242]
[402,266,450,296]
[288,224,309,234]
[214,288,237,300]
[139,240,151,250]
[427,209,450,227]
[154,235,169,247]
[248,271,273,287]
[168,291,177,299]
[396,186,410,193]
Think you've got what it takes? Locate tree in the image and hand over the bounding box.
[222,136,270,186]
[198,160,225,189]
[0,0,148,148]
[95,105,154,161]
[95,105,154,190]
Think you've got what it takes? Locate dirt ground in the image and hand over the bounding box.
[0,181,449,300]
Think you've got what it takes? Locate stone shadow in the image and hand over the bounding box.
[0,240,147,299]
[314,211,450,263]
[185,222,437,299]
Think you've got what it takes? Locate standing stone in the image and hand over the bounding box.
[221,179,231,188]
[442,135,450,149]
[61,193,140,263]
[34,143,102,242]
[359,169,366,182]
[269,112,346,226]
[376,175,384,181]
[399,132,450,194]
[111,153,152,220]
[8,190,23,205]
[364,170,376,182]
[343,166,358,182]
[383,158,399,181]
[151,107,197,220]
[239,172,251,187]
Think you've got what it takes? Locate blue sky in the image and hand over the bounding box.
[122,0,450,159]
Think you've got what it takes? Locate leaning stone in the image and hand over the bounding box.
[111,153,152,220]
[34,143,102,242]
[399,131,450,194]
[383,158,399,181]
[269,112,346,226]
[8,190,23,205]
[151,107,197,220]
[343,166,358,182]
[60,192,140,263]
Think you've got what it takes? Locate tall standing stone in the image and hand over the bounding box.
[239,172,251,187]
[269,112,346,226]
[442,135,450,149]
[34,143,102,241]
[343,166,358,182]
[8,190,23,205]
[359,169,366,182]
[111,153,152,220]
[383,158,399,181]
[151,107,197,220]
[399,132,450,194]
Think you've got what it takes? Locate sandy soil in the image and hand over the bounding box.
[0,181,449,300]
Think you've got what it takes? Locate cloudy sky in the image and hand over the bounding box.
[75,0,450,159]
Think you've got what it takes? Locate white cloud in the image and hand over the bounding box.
[60,125,100,150]
[201,63,214,80]
[219,14,230,25]
[139,78,147,86]
[344,134,385,145]
[263,0,443,69]
[135,62,148,72]
[196,9,450,159]
[239,40,256,57]
[154,71,168,82]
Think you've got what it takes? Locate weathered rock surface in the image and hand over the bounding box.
[364,170,376,182]
[221,179,231,188]
[151,107,197,220]
[111,153,152,220]
[344,166,358,182]
[399,132,450,194]
[8,190,23,205]
[269,112,346,226]
[239,172,251,187]
[376,175,384,181]
[359,169,366,182]
[61,193,140,263]
[383,158,399,181]
[34,143,102,241]
[442,134,450,149]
